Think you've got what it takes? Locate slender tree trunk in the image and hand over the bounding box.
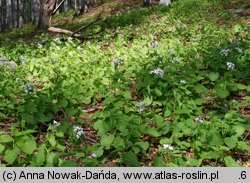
[32,0,40,25]
[38,0,57,29]
[143,0,151,6]
[18,0,24,28]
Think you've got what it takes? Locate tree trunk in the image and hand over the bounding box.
[38,0,57,29]
[18,0,24,28]
[143,0,151,6]
[32,0,40,25]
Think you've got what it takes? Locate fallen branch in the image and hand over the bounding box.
[48,27,82,38]
[71,13,102,37]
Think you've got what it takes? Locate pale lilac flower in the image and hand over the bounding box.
[226,62,235,70]
[0,57,7,61]
[73,126,84,139]
[220,49,230,56]
[233,39,239,45]
[180,80,186,84]
[163,144,174,150]
[170,57,180,63]
[150,68,164,77]
[23,83,35,93]
[195,116,203,123]
[37,43,43,49]
[20,55,26,61]
[113,58,123,66]
[168,49,175,55]
[235,47,243,53]
[232,99,238,104]
[151,41,159,49]
[53,120,61,127]
[16,78,22,82]
[89,153,97,158]
[191,38,198,42]
[136,102,145,113]
[54,38,61,43]
[77,46,82,50]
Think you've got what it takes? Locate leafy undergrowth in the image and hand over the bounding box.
[0,0,249,167]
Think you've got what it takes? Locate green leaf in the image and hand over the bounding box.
[58,99,68,108]
[17,137,36,155]
[142,96,152,106]
[194,85,209,93]
[244,96,250,101]
[224,156,240,167]
[91,147,104,158]
[12,129,37,137]
[233,125,245,137]
[134,141,149,152]
[208,132,223,146]
[224,137,237,149]
[146,127,162,137]
[237,141,250,150]
[113,136,126,150]
[154,115,164,124]
[4,147,20,165]
[246,85,250,92]
[55,131,64,137]
[35,147,45,165]
[0,134,13,143]
[163,108,172,117]
[155,88,162,96]
[47,134,56,147]
[237,84,246,90]
[93,120,107,136]
[0,144,5,154]
[65,108,78,117]
[214,89,229,98]
[233,24,242,33]
[60,160,78,167]
[122,151,140,167]
[100,134,115,149]
[153,156,167,167]
[208,72,219,81]
[123,91,131,100]
[46,152,59,167]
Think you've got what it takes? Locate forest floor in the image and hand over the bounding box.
[0,0,249,167]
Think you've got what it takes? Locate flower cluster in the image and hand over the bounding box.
[0,57,8,62]
[77,46,82,50]
[180,80,186,84]
[53,120,61,127]
[170,57,180,63]
[16,78,22,82]
[191,38,198,42]
[23,83,35,93]
[113,58,123,66]
[151,41,159,49]
[235,47,243,53]
[73,126,84,139]
[168,49,175,55]
[220,49,230,56]
[163,144,174,151]
[195,116,203,123]
[20,55,26,61]
[136,102,145,113]
[54,38,61,43]
[89,153,97,158]
[150,68,164,77]
[37,43,43,49]
[226,62,235,70]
